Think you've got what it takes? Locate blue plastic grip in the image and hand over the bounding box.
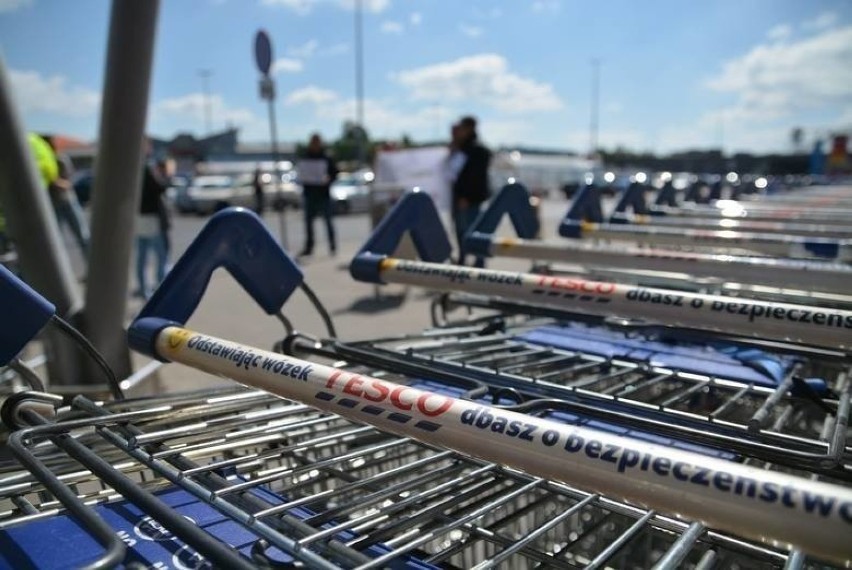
[350,191,452,283]
[803,241,841,260]
[655,183,678,207]
[610,182,649,222]
[129,208,303,358]
[563,184,604,223]
[464,183,540,257]
[0,264,55,366]
[559,184,605,238]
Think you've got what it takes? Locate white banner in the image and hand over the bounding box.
[374,146,451,210]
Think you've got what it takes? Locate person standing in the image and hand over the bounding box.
[297,134,338,257]
[134,159,170,299]
[28,134,91,262]
[448,116,491,267]
[252,164,265,215]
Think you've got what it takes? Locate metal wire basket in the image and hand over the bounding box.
[298,317,851,481]
[0,381,821,569]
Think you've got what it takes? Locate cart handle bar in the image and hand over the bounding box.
[133,323,852,565]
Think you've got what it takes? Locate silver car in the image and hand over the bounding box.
[183,173,301,215]
[330,171,373,214]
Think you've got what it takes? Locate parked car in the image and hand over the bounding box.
[330,171,372,214]
[181,173,302,215]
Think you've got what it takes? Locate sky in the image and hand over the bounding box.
[1,0,851,154]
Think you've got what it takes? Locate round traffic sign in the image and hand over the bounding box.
[254,30,273,76]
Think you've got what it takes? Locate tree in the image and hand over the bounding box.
[790,127,804,152]
[331,121,371,164]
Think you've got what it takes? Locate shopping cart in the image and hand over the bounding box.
[608,183,852,238]
[123,209,851,564]
[462,183,852,308]
[653,182,852,225]
[351,191,852,350]
[347,190,852,462]
[559,185,852,262]
[0,385,822,570]
[2,209,851,568]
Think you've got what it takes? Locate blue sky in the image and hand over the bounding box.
[1,0,851,153]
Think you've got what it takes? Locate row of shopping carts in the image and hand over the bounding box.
[0,182,850,569]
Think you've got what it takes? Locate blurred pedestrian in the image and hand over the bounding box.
[252,164,265,215]
[134,158,171,299]
[296,133,338,256]
[447,116,491,267]
[157,158,174,261]
[33,134,91,261]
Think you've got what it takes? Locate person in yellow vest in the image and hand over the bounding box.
[28,132,58,187]
[28,133,90,262]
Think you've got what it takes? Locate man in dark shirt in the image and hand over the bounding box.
[297,134,338,257]
[449,116,491,266]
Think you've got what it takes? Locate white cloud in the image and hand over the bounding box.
[409,11,421,26]
[395,54,563,113]
[837,106,852,126]
[706,25,852,122]
[261,0,388,14]
[151,93,260,134]
[560,128,646,152]
[655,121,790,154]
[339,0,389,13]
[381,20,404,34]
[284,85,339,106]
[0,0,31,13]
[531,0,559,14]
[9,68,101,117]
[459,24,483,38]
[766,24,792,41]
[279,84,455,140]
[259,0,314,14]
[272,57,304,73]
[320,42,349,56]
[803,11,838,31]
[287,39,319,59]
[473,6,502,19]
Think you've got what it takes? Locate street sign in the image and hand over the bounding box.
[259,76,275,101]
[254,30,273,76]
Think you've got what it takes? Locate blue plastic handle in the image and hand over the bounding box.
[654,182,678,207]
[610,182,650,222]
[350,190,452,284]
[464,183,540,257]
[559,184,604,238]
[803,241,841,260]
[0,264,55,366]
[128,208,303,358]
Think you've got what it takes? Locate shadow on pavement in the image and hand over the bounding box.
[337,292,408,314]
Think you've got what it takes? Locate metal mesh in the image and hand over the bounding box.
[0,384,805,569]
[329,322,851,481]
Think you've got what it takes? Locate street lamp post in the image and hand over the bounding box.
[354,0,366,167]
[199,68,213,136]
[589,59,600,157]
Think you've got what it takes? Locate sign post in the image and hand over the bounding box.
[254,30,288,251]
